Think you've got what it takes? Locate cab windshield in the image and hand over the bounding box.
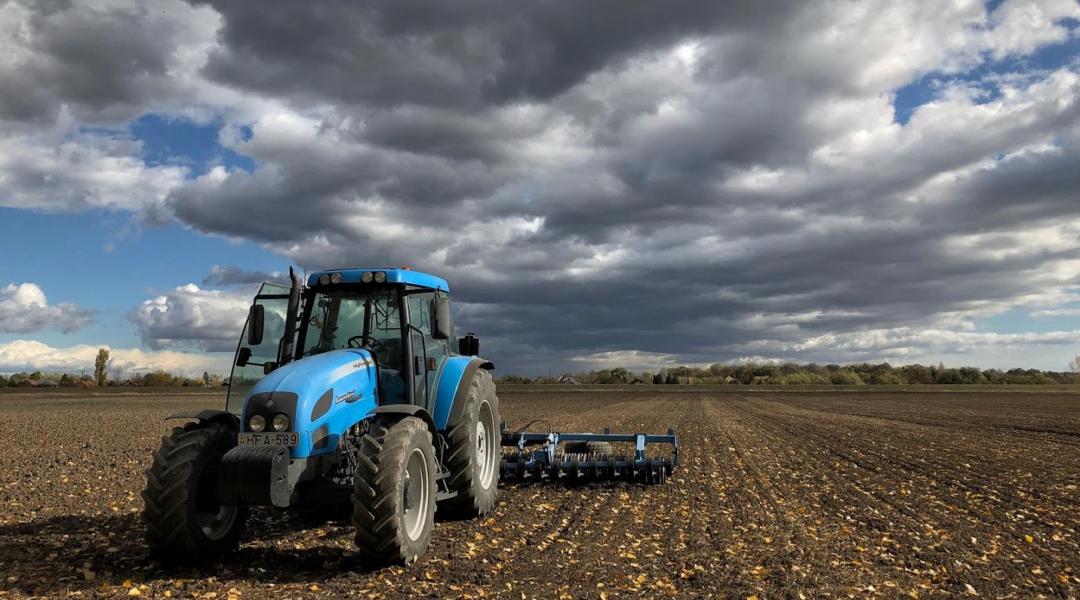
[299,286,406,402]
[300,287,403,369]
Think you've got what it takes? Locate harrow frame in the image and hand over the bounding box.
[500,426,679,484]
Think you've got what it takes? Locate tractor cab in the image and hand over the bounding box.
[227,268,470,416]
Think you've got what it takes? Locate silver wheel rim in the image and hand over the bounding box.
[198,502,238,540]
[402,447,430,541]
[476,401,497,489]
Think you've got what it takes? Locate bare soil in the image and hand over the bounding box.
[1,389,1078,598]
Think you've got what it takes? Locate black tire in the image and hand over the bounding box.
[441,368,500,518]
[352,416,437,566]
[563,441,613,455]
[142,420,247,564]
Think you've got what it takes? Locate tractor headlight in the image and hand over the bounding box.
[373,271,387,283]
[318,274,330,285]
[272,413,290,432]
[361,271,374,283]
[330,272,342,284]
[249,414,266,432]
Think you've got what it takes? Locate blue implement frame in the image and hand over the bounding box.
[500,427,679,484]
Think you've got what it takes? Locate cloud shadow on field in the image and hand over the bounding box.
[0,509,384,596]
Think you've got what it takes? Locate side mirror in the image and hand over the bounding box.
[235,347,252,367]
[433,297,452,340]
[458,333,479,356]
[247,304,265,345]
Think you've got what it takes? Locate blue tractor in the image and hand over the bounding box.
[142,267,677,566]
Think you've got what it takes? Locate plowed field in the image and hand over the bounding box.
[2,388,1078,598]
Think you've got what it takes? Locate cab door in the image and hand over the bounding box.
[406,291,449,413]
[227,283,290,413]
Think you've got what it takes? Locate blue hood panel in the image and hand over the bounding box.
[244,349,379,458]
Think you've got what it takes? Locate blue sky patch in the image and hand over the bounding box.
[894,23,1079,125]
[130,114,256,175]
[0,207,286,350]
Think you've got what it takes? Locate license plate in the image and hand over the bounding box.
[237,432,299,447]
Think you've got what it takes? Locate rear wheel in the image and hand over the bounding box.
[442,368,499,518]
[351,416,437,565]
[142,421,247,564]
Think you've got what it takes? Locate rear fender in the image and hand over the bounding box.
[431,357,494,430]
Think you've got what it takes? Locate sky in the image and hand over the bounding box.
[0,0,1079,378]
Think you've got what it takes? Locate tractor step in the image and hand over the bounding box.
[499,428,678,484]
[434,468,458,502]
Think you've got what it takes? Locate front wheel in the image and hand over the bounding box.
[142,421,247,564]
[351,416,437,565]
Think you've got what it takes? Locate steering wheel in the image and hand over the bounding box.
[347,335,384,350]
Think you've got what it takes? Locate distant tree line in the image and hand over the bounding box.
[0,348,227,389]
[499,361,1080,386]
[0,370,227,388]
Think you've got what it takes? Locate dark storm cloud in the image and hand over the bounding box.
[196,0,792,109]
[203,265,286,286]
[0,0,209,126]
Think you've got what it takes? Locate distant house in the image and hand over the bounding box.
[631,378,646,384]
[557,373,580,385]
[724,375,739,384]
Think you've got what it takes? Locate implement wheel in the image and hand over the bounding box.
[442,368,500,518]
[352,416,437,565]
[142,421,247,564]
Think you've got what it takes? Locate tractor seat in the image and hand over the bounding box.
[378,367,406,403]
[372,337,403,370]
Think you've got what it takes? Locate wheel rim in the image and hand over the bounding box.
[476,401,497,489]
[198,504,239,540]
[195,463,238,540]
[402,447,430,541]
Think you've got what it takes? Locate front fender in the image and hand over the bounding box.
[165,409,238,430]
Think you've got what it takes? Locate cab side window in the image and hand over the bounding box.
[407,292,449,404]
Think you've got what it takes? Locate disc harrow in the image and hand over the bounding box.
[500,427,679,484]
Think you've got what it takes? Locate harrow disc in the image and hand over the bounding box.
[498,449,674,484]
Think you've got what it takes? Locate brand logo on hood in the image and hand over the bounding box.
[336,390,362,404]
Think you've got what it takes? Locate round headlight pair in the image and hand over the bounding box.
[361,271,386,283]
[248,413,290,432]
[317,272,343,285]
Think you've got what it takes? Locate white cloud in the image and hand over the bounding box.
[0,132,188,213]
[737,327,1080,370]
[0,282,92,333]
[1032,307,1080,317]
[570,350,683,371]
[0,339,229,377]
[128,284,251,352]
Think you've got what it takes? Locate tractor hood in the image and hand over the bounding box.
[242,348,379,458]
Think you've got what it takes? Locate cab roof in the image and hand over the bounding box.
[306,268,449,292]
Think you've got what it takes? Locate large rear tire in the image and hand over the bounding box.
[142,421,247,564]
[351,416,437,566]
[442,368,499,518]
